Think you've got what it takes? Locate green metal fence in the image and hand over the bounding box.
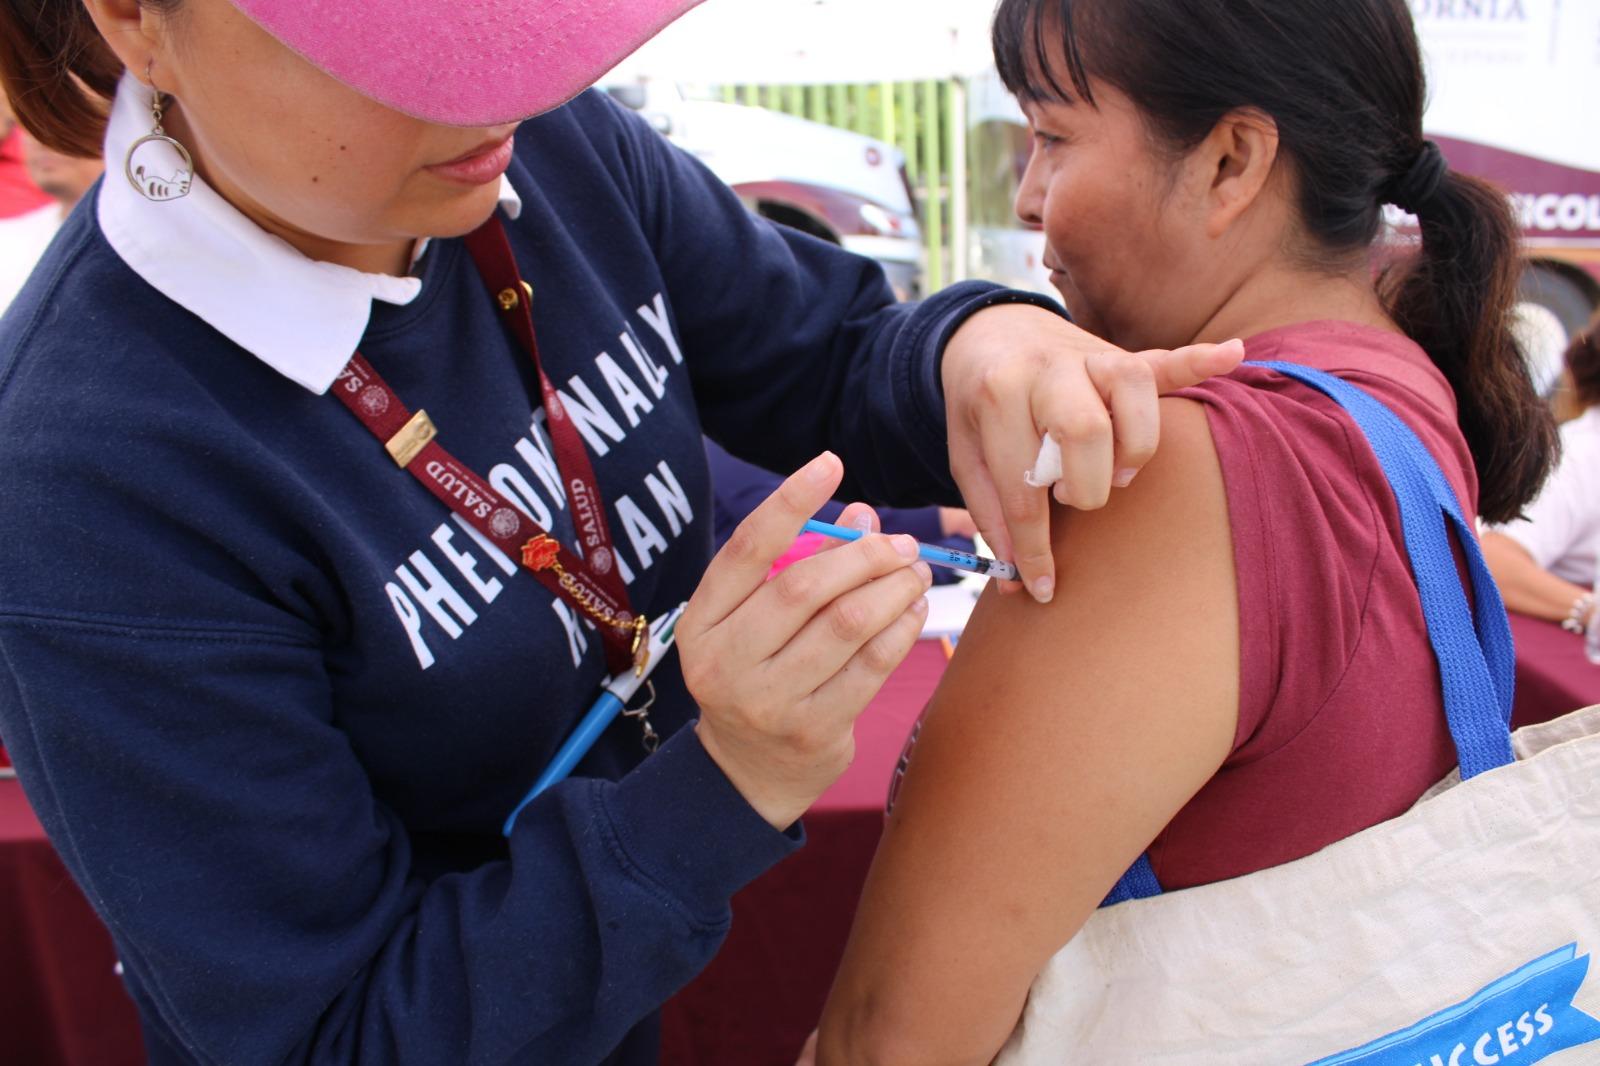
[718,81,966,292]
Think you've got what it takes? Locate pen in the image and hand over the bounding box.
[502,602,687,836]
[801,519,1019,582]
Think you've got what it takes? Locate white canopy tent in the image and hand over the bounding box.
[609,0,998,88]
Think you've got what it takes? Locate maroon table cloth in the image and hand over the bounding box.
[0,780,142,1066]
[1509,612,1600,728]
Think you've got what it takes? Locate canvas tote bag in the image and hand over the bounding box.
[996,362,1600,1065]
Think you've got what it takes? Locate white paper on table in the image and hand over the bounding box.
[920,583,981,638]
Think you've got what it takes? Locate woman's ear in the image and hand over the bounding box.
[81,0,162,85]
[1198,108,1281,240]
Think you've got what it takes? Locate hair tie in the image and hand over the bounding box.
[1383,140,1448,214]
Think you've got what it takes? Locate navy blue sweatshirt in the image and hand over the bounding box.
[0,91,1053,1065]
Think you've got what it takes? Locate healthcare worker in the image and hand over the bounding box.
[0,0,1240,1062]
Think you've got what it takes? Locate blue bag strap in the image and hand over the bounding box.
[1254,361,1517,760]
[1100,360,1516,907]
[1102,853,1162,907]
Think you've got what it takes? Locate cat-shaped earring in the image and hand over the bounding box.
[124,63,194,203]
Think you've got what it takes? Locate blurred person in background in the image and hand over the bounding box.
[21,127,105,215]
[0,97,70,313]
[0,95,52,216]
[1484,316,1600,635]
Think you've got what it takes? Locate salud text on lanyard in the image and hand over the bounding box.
[331,217,647,678]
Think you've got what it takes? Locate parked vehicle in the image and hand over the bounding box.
[965,0,1600,389]
[965,68,1048,299]
[604,81,923,299]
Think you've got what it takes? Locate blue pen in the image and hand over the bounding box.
[802,518,1019,581]
[503,603,687,836]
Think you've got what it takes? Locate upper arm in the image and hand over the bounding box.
[817,398,1240,1065]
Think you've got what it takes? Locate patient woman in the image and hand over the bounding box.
[812,0,1555,1061]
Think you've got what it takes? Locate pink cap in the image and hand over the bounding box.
[229,0,705,127]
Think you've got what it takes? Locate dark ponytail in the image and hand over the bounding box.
[0,1,124,158]
[1380,164,1555,522]
[994,0,1557,523]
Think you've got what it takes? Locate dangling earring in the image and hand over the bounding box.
[124,63,193,202]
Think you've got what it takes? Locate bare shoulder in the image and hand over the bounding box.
[1059,395,1223,549]
[912,391,1236,797]
[940,395,1233,703]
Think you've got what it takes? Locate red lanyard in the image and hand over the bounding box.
[333,217,644,676]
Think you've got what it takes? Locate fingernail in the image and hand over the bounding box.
[1030,576,1055,603]
[913,561,933,587]
[1114,467,1138,488]
[805,452,838,484]
[891,535,919,560]
[912,596,929,616]
[852,511,874,533]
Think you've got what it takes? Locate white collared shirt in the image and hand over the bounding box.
[98,73,521,395]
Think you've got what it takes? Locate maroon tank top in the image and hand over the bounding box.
[1155,320,1474,888]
